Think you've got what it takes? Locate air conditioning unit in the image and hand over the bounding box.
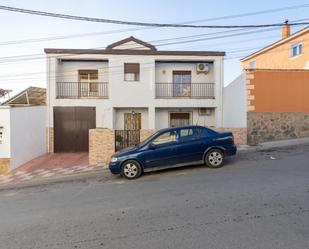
[198,108,212,116]
[196,63,210,74]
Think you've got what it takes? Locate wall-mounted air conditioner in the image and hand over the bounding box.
[196,63,210,74]
[198,108,212,116]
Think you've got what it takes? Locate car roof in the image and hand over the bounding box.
[158,125,208,133]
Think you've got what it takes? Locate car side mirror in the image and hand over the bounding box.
[149,143,157,150]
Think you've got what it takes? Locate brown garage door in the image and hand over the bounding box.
[54,107,96,152]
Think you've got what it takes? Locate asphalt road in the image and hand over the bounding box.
[0,145,309,249]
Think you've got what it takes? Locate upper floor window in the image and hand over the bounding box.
[78,70,98,94]
[124,63,140,81]
[290,42,302,57]
[249,60,256,69]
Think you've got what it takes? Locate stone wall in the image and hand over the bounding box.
[46,127,54,153]
[215,128,247,145]
[0,158,10,175]
[89,128,115,165]
[247,112,309,145]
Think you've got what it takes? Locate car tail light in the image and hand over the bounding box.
[231,135,235,144]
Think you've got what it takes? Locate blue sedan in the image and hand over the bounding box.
[109,126,237,179]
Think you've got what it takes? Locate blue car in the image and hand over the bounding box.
[109,126,237,179]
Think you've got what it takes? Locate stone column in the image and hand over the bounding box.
[89,128,115,165]
[0,158,10,175]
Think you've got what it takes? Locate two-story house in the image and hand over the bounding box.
[45,36,225,155]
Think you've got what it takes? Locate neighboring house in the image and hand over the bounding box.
[0,87,46,174]
[45,36,227,157]
[224,24,309,145]
[241,23,309,69]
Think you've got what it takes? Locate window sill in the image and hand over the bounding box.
[290,54,302,59]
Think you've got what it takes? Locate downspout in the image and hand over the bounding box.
[47,56,50,153]
[221,57,224,128]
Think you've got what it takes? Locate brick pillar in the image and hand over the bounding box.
[46,127,54,153]
[245,70,255,112]
[89,128,115,165]
[0,158,10,175]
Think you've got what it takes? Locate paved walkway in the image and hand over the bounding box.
[0,153,106,186]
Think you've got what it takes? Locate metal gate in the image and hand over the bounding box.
[53,107,96,152]
[115,130,140,151]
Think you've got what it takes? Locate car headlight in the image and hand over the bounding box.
[110,157,118,163]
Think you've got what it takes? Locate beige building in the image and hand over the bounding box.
[241,24,309,70]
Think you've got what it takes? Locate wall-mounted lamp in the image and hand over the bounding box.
[0,126,4,144]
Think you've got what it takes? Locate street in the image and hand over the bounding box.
[0,145,309,249]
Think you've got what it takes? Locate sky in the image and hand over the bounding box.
[0,0,308,97]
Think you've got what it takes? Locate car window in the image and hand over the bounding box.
[179,128,208,142]
[152,131,177,145]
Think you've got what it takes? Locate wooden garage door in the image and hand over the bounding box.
[54,107,96,152]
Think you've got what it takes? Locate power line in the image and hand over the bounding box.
[0,40,305,82]
[182,4,309,23]
[1,5,309,28]
[0,26,280,64]
[0,27,147,46]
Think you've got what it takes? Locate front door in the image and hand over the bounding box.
[170,112,191,127]
[124,113,141,130]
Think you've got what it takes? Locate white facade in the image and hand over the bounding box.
[0,106,46,170]
[223,74,247,128]
[46,38,225,132]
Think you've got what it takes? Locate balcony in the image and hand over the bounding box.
[56,82,108,99]
[155,83,215,99]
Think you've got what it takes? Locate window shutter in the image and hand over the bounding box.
[124,63,140,73]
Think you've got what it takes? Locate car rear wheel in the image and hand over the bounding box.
[205,149,224,168]
[121,160,142,179]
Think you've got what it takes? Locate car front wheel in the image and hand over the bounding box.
[121,160,142,179]
[205,149,224,168]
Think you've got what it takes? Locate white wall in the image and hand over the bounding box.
[155,108,215,129]
[47,54,224,130]
[57,61,108,82]
[10,106,46,169]
[0,107,11,158]
[155,62,214,83]
[223,74,247,128]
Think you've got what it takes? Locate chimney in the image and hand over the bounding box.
[282,20,291,39]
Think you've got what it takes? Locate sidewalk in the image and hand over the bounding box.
[238,136,309,152]
[0,153,108,188]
